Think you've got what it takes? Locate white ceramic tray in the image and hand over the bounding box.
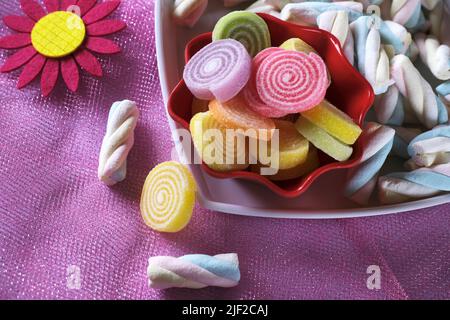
[154,0,450,219]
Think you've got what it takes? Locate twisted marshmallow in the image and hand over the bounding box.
[390,54,448,128]
[405,125,450,168]
[147,254,240,289]
[351,16,395,95]
[246,1,281,17]
[173,0,208,28]
[318,10,355,65]
[373,85,405,125]
[378,20,413,55]
[390,0,426,31]
[277,2,411,54]
[280,2,363,26]
[380,126,450,203]
[98,100,139,186]
[345,123,395,205]
[415,34,450,81]
[378,166,450,204]
[352,2,414,54]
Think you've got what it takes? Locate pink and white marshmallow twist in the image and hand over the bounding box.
[390,54,448,128]
[318,10,354,65]
[147,253,241,289]
[344,123,395,205]
[173,0,208,28]
[415,33,450,81]
[98,100,139,186]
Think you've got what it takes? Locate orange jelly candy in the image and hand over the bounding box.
[209,95,276,141]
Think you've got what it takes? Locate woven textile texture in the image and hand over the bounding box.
[0,0,449,300]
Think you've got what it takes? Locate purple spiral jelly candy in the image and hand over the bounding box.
[183,39,251,102]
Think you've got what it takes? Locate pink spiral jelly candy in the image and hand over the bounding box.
[256,50,329,115]
[243,47,287,118]
[183,39,251,102]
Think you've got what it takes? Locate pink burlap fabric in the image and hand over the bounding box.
[0,1,449,300]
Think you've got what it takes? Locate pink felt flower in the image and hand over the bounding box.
[0,0,126,96]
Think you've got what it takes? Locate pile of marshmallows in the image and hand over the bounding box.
[185,11,363,186]
[175,0,450,206]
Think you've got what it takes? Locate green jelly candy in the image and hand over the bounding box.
[212,11,271,57]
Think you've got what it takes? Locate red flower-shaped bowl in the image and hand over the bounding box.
[168,13,374,198]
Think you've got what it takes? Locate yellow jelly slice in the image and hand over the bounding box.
[140,161,196,233]
[295,116,353,161]
[31,11,86,58]
[190,111,249,172]
[280,38,316,54]
[301,100,362,145]
[250,120,309,170]
[251,146,320,181]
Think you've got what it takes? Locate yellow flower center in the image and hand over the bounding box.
[31,11,86,58]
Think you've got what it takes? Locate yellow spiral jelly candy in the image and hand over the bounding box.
[301,100,362,145]
[191,97,209,116]
[140,161,196,233]
[295,116,353,161]
[280,38,316,54]
[251,146,319,181]
[190,111,249,172]
[251,120,309,170]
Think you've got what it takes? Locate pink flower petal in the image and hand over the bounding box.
[60,0,78,11]
[1,46,37,73]
[3,15,35,33]
[17,54,46,89]
[86,19,126,36]
[20,0,46,21]
[41,59,59,96]
[43,0,59,12]
[78,0,98,16]
[85,37,121,54]
[83,1,121,25]
[61,56,80,92]
[74,49,103,77]
[0,33,31,49]
[0,34,32,49]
